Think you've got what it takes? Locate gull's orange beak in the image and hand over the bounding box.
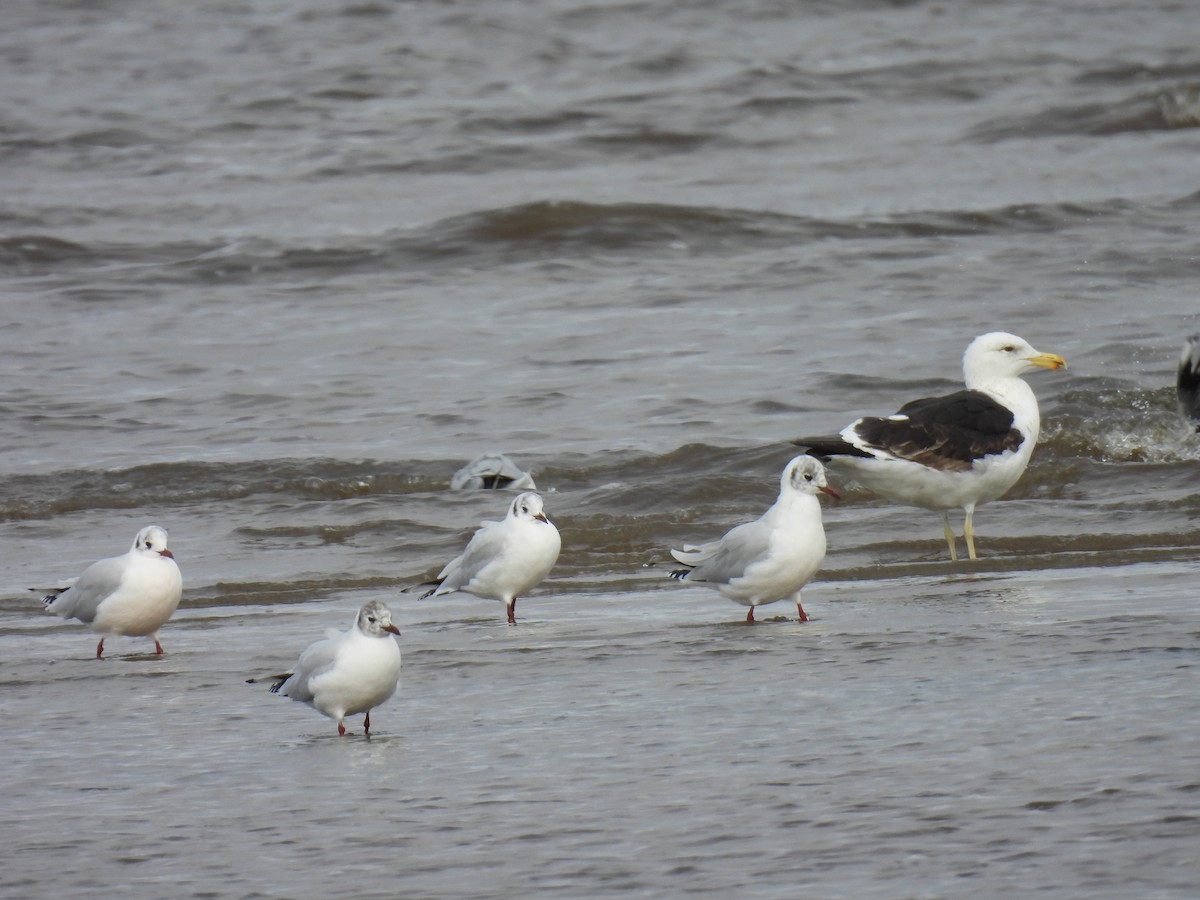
[1027,352,1066,370]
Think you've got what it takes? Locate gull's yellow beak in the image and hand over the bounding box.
[1026,352,1067,370]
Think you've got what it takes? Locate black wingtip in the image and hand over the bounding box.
[667,568,691,581]
[402,578,442,599]
[793,438,871,461]
[253,673,291,693]
[32,587,64,607]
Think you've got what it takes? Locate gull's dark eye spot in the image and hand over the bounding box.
[804,473,813,481]
[1002,345,1016,352]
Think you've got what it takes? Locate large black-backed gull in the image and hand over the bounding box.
[668,455,838,622]
[794,332,1066,561]
[1177,334,1200,431]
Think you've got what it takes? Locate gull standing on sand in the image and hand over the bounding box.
[414,490,561,624]
[36,524,183,659]
[249,600,402,737]
[794,331,1066,561]
[668,455,838,623]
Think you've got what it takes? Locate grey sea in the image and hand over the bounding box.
[2,0,1199,897]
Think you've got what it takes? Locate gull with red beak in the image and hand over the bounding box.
[36,524,183,658]
[668,455,838,623]
[250,600,402,737]
[413,490,561,624]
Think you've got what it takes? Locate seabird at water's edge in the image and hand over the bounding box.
[247,600,402,737]
[406,491,561,624]
[450,452,536,491]
[1176,334,1200,431]
[793,332,1066,562]
[35,524,183,659]
[667,455,838,623]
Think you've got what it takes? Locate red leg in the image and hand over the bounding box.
[364,710,371,735]
[745,607,755,623]
[507,599,517,625]
[796,600,809,623]
[96,638,105,659]
[153,639,165,655]
[337,720,346,736]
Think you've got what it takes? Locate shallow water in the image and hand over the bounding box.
[5,574,1198,898]
[2,0,1200,896]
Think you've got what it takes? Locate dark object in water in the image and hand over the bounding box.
[1177,335,1200,431]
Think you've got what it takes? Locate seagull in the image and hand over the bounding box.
[35,524,183,659]
[450,452,537,491]
[1177,334,1200,431]
[413,490,561,624]
[794,331,1066,561]
[668,455,838,623]
[249,600,402,737]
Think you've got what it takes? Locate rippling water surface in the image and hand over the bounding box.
[2,0,1199,896]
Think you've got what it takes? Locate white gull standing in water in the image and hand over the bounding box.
[794,332,1066,561]
[249,600,402,737]
[36,524,183,659]
[668,455,838,623]
[412,490,561,624]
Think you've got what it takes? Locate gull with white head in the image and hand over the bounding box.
[36,524,183,658]
[249,600,402,737]
[795,332,1066,561]
[668,455,838,623]
[413,490,561,624]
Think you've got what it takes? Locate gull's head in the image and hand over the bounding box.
[133,524,174,559]
[784,455,840,499]
[357,600,401,637]
[963,332,1066,387]
[510,490,550,524]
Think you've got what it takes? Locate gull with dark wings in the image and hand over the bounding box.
[1177,334,1200,431]
[794,331,1066,561]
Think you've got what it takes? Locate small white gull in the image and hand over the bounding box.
[36,524,183,659]
[668,455,837,623]
[413,490,561,624]
[249,600,402,737]
[450,452,537,491]
[795,331,1066,561]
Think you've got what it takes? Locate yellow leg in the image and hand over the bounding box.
[964,506,977,560]
[941,512,958,561]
